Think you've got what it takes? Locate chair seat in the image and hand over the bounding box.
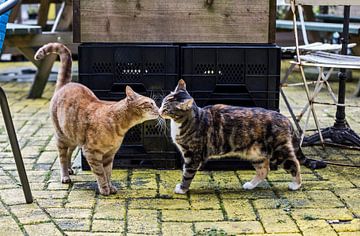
[291,51,360,69]
[282,42,356,52]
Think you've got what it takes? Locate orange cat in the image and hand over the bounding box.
[35,43,159,195]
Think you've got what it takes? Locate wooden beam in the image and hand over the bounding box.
[27,53,57,99]
[16,47,41,67]
[37,0,50,29]
[79,0,272,43]
[268,0,276,43]
[4,32,73,47]
[55,0,73,31]
[285,0,360,5]
[73,0,80,42]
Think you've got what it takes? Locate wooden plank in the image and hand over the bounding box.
[285,0,360,6]
[268,0,276,43]
[79,0,272,43]
[4,32,73,47]
[37,0,50,29]
[73,0,80,42]
[28,53,57,99]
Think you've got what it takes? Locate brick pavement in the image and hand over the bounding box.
[0,62,359,235]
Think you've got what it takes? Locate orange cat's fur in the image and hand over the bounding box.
[35,43,159,195]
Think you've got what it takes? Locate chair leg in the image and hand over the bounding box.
[0,87,33,203]
[299,66,325,147]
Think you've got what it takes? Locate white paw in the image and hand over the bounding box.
[288,182,301,191]
[61,176,71,184]
[174,183,188,194]
[243,182,256,190]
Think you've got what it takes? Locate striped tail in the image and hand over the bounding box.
[34,43,72,91]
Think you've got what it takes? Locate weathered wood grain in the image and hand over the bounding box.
[76,0,274,43]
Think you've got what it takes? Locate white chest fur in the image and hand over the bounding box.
[170,120,183,153]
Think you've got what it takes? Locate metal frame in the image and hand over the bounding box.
[281,0,360,149]
[0,0,33,203]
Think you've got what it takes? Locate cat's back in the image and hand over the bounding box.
[203,104,291,134]
[51,82,99,105]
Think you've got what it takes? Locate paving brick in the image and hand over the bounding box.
[130,171,157,190]
[93,199,125,220]
[91,219,124,232]
[162,209,224,222]
[0,188,30,205]
[291,208,354,221]
[330,219,360,232]
[37,151,57,164]
[129,198,190,210]
[65,233,120,236]
[127,209,159,234]
[10,204,50,224]
[0,203,9,216]
[47,207,92,219]
[32,190,68,199]
[307,190,345,208]
[222,199,257,221]
[47,182,71,190]
[189,194,220,210]
[162,222,193,236]
[338,232,360,236]
[55,218,91,231]
[258,209,299,233]
[65,190,95,208]
[335,188,360,217]
[221,189,277,199]
[296,219,337,236]
[0,216,23,236]
[37,198,64,208]
[212,171,242,190]
[24,222,62,236]
[195,221,264,235]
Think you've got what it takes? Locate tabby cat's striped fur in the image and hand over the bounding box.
[35,43,159,195]
[160,80,302,194]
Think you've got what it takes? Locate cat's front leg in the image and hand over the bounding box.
[85,151,111,195]
[103,154,117,194]
[175,160,201,194]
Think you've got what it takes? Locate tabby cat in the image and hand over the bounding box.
[159,79,303,194]
[35,43,159,195]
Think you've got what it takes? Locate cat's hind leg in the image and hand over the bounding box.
[66,146,76,175]
[243,159,269,190]
[57,141,71,183]
[273,142,302,190]
[283,157,302,191]
[84,151,111,196]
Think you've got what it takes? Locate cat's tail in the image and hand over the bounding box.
[34,43,72,91]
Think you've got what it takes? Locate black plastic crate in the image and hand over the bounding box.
[181,44,281,111]
[79,43,179,103]
[79,43,282,171]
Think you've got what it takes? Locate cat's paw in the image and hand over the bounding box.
[99,186,111,196]
[243,182,256,190]
[288,182,301,191]
[61,176,71,184]
[174,183,188,194]
[110,185,118,194]
[68,168,74,175]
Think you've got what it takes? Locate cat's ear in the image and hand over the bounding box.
[125,86,137,100]
[175,79,186,92]
[177,98,194,110]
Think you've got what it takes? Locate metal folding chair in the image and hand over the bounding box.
[280,0,360,149]
[0,0,32,203]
